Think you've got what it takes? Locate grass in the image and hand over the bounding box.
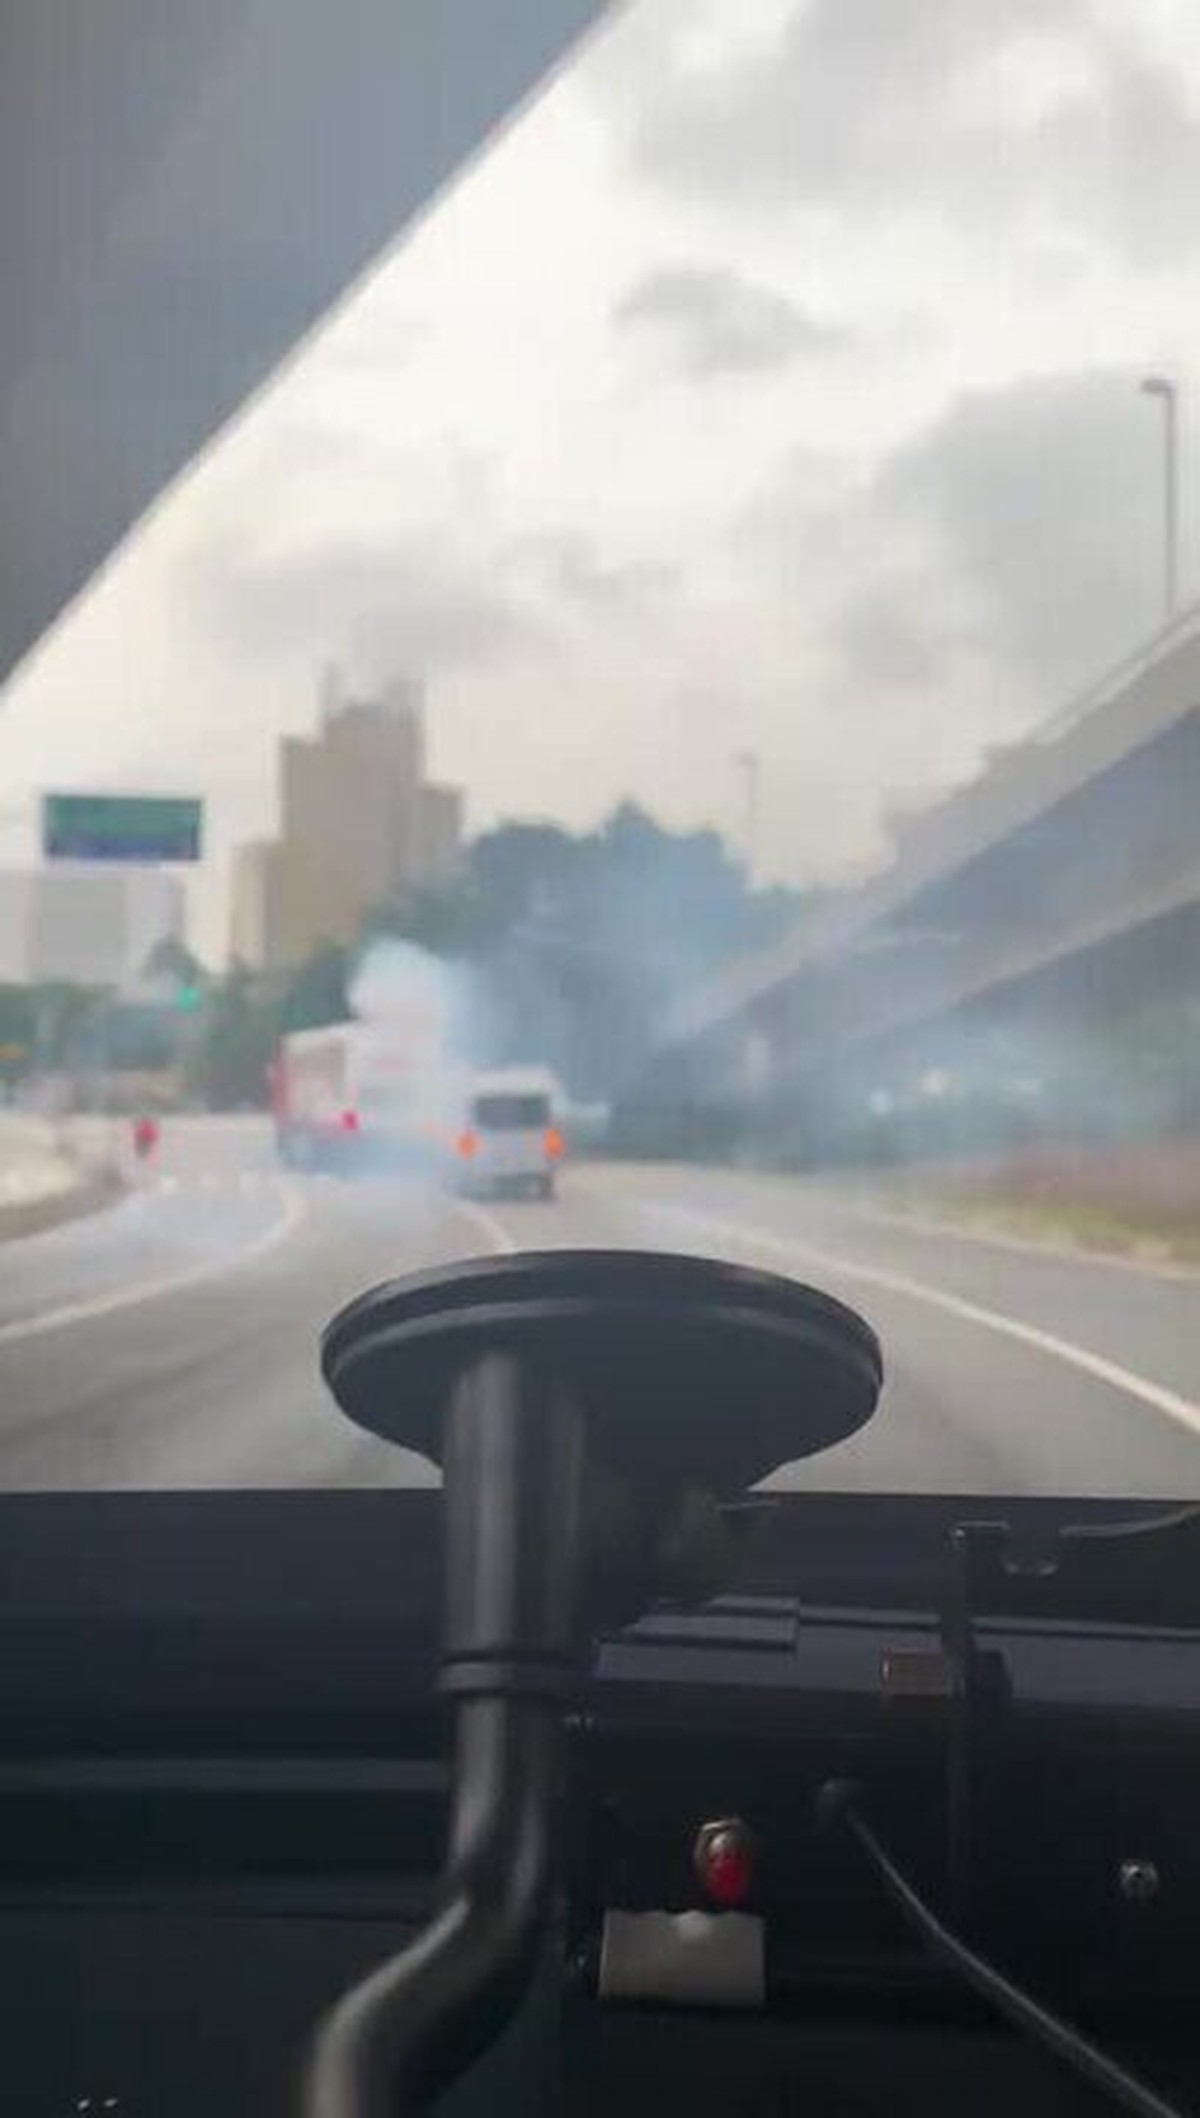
[865,1182,1200,1267]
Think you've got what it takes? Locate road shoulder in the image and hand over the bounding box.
[0,1118,124,1243]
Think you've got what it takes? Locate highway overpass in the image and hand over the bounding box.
[632,608,1200,1159]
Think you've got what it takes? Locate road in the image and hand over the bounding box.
[0,1116,1195,1496]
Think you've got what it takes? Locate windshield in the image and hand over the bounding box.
[473,1095,553,1130]
[0,0,1195,1502]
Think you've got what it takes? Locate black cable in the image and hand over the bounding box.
[825,1786,1187,2118]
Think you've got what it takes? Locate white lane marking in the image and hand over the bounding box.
[651,1201,1200,1442]
[451,1199,517,1253]
[0,1183,309,1348]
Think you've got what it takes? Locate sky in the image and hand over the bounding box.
[3,0,1200,962]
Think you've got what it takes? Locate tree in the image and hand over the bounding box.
[141,936,205,987]
[355,804,799,1103]
[186,965,276,1108]
[31,982,101,1072]
[279,942,351,1034]
[463,805,797,1097]
[0,986,36,1085]
[367,880,497,958]
[468,823,581,927]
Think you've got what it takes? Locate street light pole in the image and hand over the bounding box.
[1140,374,1179,623]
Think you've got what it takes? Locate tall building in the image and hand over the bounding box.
[416,784,465,884]
[0,865,185,986]
[229,680,463,970]
[228,842,281,971]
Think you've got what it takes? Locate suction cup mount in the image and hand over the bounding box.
[306,1249,881,2118]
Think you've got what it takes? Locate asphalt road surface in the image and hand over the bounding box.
[0,1116,1195,1496]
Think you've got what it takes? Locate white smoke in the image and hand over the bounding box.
[348,935,452,1027]
[346,935,503,1096]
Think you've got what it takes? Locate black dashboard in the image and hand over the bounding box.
[0,1489,1196,2114]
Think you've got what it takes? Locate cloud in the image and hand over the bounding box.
[617,0,1200,265]
[179,475,688,716]
[191,530,540,682]
[520,531,677,620]
[834,577,950,692]
[725,363,1174,844]
[614,263,844,377]
[877,367,1166,696]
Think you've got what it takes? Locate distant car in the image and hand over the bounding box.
[454,1069,564,1200]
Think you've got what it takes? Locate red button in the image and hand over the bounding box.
[694,1819,756,1907]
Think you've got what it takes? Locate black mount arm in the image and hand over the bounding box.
[305,1353,584,2118]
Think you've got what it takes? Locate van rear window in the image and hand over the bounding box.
[471,1093,551,1129]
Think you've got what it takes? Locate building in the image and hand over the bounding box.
[228,842,280,972]
[416,783,465,884]
[0,864,185,987]
[229,680,464,970]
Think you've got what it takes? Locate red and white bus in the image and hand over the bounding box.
[271,1013,455,1173]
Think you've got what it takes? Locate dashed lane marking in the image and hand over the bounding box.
[451,1199,518,1254]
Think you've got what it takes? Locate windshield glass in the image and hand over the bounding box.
[473,1095,553,1130]
[0,0,1195,1501]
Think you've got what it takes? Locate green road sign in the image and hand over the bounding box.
[43,793,203,863]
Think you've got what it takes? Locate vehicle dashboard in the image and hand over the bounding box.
[0,1489,1195,2115]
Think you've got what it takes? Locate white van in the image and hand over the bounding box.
[454,1068,563,1200]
